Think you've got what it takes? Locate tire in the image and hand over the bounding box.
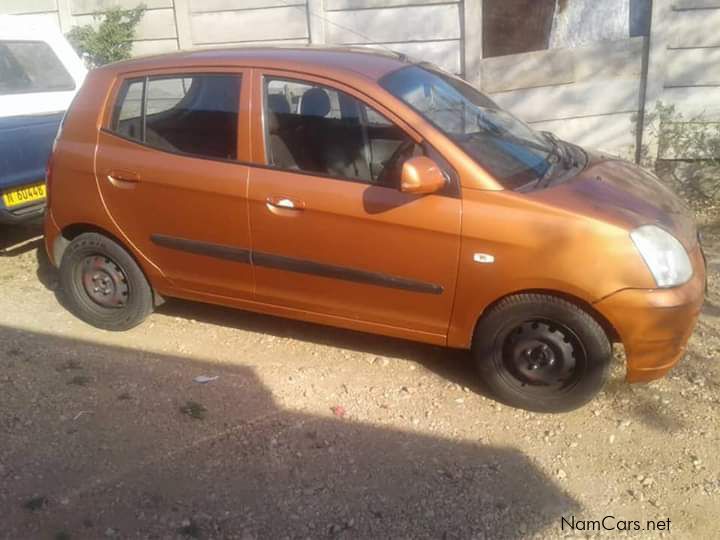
[473,294,611,413]
[59,232,154,331]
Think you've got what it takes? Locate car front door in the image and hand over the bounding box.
[247,71,462,342]
[95,68,254,299]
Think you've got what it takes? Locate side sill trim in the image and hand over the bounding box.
[252,251,443,295]
[150,234,443,295]
[150,234,251,263]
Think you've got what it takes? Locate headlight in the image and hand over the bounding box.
[630,225,692,288]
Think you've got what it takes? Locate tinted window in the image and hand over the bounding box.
[264,78,419,185]
[110,74,240,160]
[0,40,75,95]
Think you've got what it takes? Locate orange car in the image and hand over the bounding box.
[44,48,706,412]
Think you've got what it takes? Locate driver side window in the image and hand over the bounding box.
[263,77,419,185]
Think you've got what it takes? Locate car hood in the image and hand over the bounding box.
[534,151,698,249]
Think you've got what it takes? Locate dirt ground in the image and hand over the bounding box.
[0,219,718,540]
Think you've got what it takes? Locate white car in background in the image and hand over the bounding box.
[0,16,86,224]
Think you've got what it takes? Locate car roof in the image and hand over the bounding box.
[98,46,414,81]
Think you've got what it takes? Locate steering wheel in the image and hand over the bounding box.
[376,139,416,187]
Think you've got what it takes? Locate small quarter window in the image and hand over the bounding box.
[110,74,241,160]
[0,40,75,95]
[112,78,144,142]
[264,77,419,185]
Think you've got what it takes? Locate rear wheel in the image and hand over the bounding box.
[473,294,611,413]
[59,232,153,331]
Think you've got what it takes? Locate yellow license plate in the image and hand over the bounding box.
[2,183,46,208]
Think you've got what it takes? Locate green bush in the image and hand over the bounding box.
[636,102,720,205]
[66,4,145,67]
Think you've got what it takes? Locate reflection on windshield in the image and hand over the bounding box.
[380,64,555,189]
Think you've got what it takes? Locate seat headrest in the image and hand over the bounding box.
[267,111,280,134]
[300,87,331,117]
[267,93,290,114]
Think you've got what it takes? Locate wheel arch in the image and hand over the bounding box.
[55,223,124,264]
[472,289,621,346]
[55,223,164,306]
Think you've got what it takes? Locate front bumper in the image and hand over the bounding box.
[594,246,706,383]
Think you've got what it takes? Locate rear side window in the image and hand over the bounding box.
[110,73,241,161]
[0,40,75,95]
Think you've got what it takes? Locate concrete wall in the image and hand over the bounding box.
[0,0,180,55]
[660,1,720,121]
[0,0,462,72]
[1,0,717,161]
[478,37,645,158]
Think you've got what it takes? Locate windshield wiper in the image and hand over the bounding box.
[534,152,562,189]
[542,131,575,170]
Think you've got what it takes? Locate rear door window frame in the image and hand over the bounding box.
[102,67,251,164]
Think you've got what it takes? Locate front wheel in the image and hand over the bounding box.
[59,232,154,331]
[473,294,612,413]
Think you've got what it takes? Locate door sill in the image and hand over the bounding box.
[155,285,447,346]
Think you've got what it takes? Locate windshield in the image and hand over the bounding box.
[380,64,554,189]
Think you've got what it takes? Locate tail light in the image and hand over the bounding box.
[45,112,65,208]
[45,138,57,208]
[46,89,81,208]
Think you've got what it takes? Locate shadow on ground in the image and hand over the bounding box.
[703,300,720,318]
[0,222,43,258]
[159,298,485,396]
[0,325,578,539]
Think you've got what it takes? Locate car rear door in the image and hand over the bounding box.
[95,68,255,299]
[247,70,462,342]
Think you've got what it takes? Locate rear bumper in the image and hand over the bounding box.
[0,201,45,224]
[43,209,62,267]
[594,246,706,383]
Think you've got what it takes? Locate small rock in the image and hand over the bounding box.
[330,405,346,418]
[556,469,567,480]
[373,357,390,367]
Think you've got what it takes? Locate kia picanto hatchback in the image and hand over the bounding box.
[44,47,706,412]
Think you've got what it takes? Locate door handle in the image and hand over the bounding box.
[107,169,141,184]
[266,196,305,211]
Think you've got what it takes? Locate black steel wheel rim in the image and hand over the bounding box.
[500,319,585,391]
[79,255,129,309]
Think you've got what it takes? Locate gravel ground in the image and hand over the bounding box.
[0,220,718,540]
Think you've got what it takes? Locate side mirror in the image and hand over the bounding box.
[400,156,446,195]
